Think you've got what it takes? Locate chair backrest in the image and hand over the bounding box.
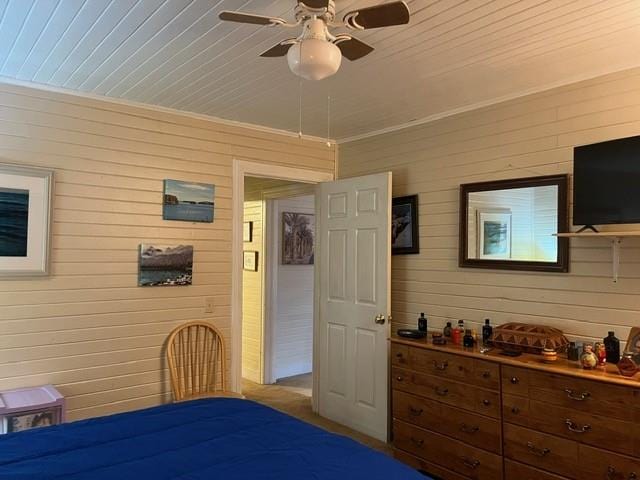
[166,321,226,401]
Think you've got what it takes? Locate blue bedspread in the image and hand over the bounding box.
[0,398,425,479]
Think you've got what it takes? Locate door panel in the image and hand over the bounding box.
[317,172,391,441]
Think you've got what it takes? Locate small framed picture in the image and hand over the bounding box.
[477,209,512,260]
[392,195,419,255]
[243,222,253,242]
[626,327,640,354]
[243,251,258,271]
[3,408,60,434]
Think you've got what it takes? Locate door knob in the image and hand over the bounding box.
[374,314,386,325]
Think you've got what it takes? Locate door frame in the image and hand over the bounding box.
[262,185,316,385]
[231,159,333,406]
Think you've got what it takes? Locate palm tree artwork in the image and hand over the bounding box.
[282,212,315,265]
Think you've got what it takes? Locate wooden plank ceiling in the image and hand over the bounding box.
[0,0,638,140]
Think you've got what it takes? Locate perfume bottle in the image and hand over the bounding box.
[482,318,493,346]
[617,351,639,377]
[567,342,580,362]
[418,313,428,332]
[451,324,461,345]
[604,331,620,364]
[463,329,474,348]
[455,320,465,345]
[443,322,452,338]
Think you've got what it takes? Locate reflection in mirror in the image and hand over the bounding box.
[459,174,569,273]
[467,185,558,262]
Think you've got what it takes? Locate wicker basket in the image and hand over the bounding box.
[490,323,569,354]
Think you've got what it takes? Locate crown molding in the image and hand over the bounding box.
[337,64,640,144]
[0,76,336,146]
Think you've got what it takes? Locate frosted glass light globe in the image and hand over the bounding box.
[287,39,342,81]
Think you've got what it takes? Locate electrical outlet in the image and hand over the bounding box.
[204,297,214,314]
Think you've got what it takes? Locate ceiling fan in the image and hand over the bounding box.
[218,1,410,81]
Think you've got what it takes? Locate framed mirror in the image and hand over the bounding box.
[459,174,569,272]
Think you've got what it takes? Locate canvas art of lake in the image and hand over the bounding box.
[163,179,215,223]
[0,188,29,257]
[139,244,193,287]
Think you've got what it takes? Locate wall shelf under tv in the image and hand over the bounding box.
[554,231,640,282]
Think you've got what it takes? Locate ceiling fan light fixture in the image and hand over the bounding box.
[287,39,342,81]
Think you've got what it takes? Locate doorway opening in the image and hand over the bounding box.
[241,176,316,405]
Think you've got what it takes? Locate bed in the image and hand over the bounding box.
[0,398,426,479]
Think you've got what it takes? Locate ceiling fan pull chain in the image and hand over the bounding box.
[298,75,303,138]
[326,94,331,147]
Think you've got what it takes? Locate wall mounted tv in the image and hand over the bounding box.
[573,135,640,230]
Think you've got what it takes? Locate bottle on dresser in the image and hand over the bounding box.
[604,331,620,364]
[418,313,428,332]
[443,322,452,338]
[452,320,465,345]
[482,318,493,346]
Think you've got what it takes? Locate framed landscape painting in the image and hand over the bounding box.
[392,195,419,255]
[163,179,215,223]
[0,164,53,277]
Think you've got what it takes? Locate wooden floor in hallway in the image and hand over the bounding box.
[242,378,392,455]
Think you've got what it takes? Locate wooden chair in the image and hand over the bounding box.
[166,321,241,402]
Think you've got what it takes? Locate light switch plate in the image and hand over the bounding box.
[204,297,214,314]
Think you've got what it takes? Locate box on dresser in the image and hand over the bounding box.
[390,336,640,480]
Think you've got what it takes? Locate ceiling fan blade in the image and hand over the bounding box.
[335,36,374,61]
[298,0,330,8]
[260,39,297,57]
[343,1,410,29]
[219,11,285,26]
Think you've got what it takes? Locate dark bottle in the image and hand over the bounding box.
[463,329,474,348]
[604,331,621,364]
[418,313,428,332]
[482,318,493,346]
[567,342,580,362]
[443,322,452,338]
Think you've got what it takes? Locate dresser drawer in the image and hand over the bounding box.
[394,420,503,480]
[502,366,529,396]
[504,423,578,479]
[392,367,501,419]
[527,400,636,456]
[505,459,570,480]
[394,450,469,480]
[578,444,640,479]
[527,369,638,422]
[502,394,530,427]
[393,390,502,454]
[409,348,500,390]
[391,343,410,367]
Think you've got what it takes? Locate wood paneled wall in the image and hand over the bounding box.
[339,67,640,347]
[0,82,335,420]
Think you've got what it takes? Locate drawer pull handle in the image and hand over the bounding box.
[460,423,479,434]
[565,419,591,434]
[511,406,520,414]
[435,387,449,396]
[482,371,491,379]
[510,376,519,384]
[410,437,424,447]
[565,388,591,401]
[396,376,404,382]
[482,399,491,406]
[526,442,551,457]
[395,352,404,359]
[609,467,640,480]
[461,457,480,470]
[433,360,448,371]
[408,406,423,416]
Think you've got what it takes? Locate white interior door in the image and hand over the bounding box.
[316,172,391,441]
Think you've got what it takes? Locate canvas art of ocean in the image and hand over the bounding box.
[0,188,29,257]
[163,179,215,223]
[139,244,193,287]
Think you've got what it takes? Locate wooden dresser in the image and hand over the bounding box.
[390,336,640,480]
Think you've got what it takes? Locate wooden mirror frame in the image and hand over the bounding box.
[459,174,569,272]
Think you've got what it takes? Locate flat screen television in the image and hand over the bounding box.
[573,135,640,227]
